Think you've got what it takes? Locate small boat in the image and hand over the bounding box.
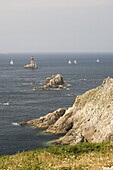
[74,60,77,64]
[10,60,14,65]
[24,56,37,69]
[96,59,99,63]
[68,60,72,64]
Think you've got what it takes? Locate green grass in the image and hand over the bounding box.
[0,142,113,170]
[46,142,112,155]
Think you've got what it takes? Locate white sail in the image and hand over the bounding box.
[68,60,72,64]
[10,60,14,65]
[96,59,99,63]
[74,60,77,64]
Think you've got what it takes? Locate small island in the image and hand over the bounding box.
[33,74,68,90]
[24,56,37,69]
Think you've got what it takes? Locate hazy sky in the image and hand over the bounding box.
[0,0,113,53]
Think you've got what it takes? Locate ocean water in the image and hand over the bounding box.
[0,52,113,155]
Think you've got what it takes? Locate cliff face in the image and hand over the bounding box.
[20,77,113,145]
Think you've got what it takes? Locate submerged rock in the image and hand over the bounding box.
[20,77,113,145]
[33,74,68,90]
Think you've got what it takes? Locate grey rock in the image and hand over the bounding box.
[33,74,68,90]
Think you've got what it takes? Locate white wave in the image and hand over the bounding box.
[52,88,61,91]
[80,78,87,81]
[22,82,33,85]
[67,83,71,86]
[12,122,19,126]
[67,93,74,97]
[2,102,9,106]
[22,83,29,85]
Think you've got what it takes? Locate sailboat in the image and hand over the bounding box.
[24,57,37,69]
[96,59,99,63]
[74,60,77,64]
[68,60,72,64]
[10,60,14,65]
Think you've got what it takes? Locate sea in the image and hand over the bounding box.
[0,52,113,156]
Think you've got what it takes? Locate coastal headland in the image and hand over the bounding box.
[20,77,113,145]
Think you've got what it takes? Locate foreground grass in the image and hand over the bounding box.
[0,142,113,170]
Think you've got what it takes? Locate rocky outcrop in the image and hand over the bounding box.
[33,74,68,90]
[24,57,37,69]
[20,77,113,145]
[20,108,66,129]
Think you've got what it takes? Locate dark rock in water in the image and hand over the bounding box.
[33,74,68,90]
[20,77,113,145]
[19,121,29,126]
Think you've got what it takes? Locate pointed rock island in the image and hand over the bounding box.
[20,77,113,144]
[33,74,68,90]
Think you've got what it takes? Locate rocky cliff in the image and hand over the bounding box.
[20,77,113,145]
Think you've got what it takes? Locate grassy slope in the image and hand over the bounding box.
[0,142,113,170]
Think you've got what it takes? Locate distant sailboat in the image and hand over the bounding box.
[74,60,77,64]
[24,56,37,69]
[96,59,99,63]
[10,60,14,65]
[68,60,72,64]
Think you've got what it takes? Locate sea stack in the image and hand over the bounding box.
[33,74,68,90]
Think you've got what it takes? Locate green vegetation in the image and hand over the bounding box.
[0,142,113,170]
[46,142,112,155]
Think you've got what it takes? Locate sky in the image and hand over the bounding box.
[0,0,113,53]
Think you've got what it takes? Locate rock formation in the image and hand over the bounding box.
[24,57,37,69]
[33,74,68,90]
[20,108,66,128]
[20,77,113,145]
